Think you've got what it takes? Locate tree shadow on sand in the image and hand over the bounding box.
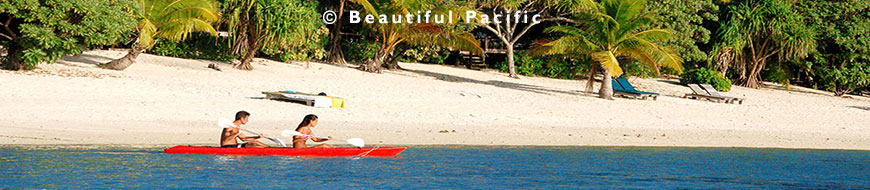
[57,54,116,67]
[848,106,870,111]
[760,83,831,96]
[403,68,589,97]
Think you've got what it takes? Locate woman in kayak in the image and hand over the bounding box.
[292,114,333,148]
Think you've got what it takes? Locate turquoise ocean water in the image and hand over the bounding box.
[2,146,869,189]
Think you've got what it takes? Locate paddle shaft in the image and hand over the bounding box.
[238,128,280,142]
[280,129,364,147]
[286,131,337,141]
[218,118,286,147]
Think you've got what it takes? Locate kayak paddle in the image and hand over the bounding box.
[218,118,287,147]
[280,129,365,148]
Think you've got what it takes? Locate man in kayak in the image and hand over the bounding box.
[292,114,333,148]
[220,111,268,148]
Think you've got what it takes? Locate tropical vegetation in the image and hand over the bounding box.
[1,0,868,97]
[102,0,220,70]
[1,0,135,70]
[222,0,324,70]
[537,0,683,99]
[471,0,595,78]
[357,0,482,73]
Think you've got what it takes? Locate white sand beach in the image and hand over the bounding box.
[2,50,869,150]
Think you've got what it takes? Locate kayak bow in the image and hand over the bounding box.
[164,145,405,157]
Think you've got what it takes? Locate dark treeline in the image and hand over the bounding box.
[1,0,868,96]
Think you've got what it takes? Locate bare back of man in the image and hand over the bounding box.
[220,111,268,148]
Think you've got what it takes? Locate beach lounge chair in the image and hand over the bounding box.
[683,84,729,103]
[699,84,744,104]
[612,78,658,100]
[263,90,346,108]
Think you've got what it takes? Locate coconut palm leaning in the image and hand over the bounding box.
[103,0,220,70]
[538,0,682,99]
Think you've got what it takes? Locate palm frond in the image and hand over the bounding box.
[403,23,482,55]
[138,19,158,48]
[133,0,219,50]
[349,0,379,16]
[545,0,682,78]
[160,18,217,41]
[617,47,658,74]
[592,51,622,77]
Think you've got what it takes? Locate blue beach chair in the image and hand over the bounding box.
[612,78,658,100]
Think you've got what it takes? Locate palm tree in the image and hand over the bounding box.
[224,0,323,70]
[359,0,482,73]
[713,0,815,88]
[538,0,682,99]
[103,0,220,70]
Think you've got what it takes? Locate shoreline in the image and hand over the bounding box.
[3,143,870,151]
[2,50,869,150]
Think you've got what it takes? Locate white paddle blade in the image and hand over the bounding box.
[217,118,236,128]
[281,129,303,137]
[272,138,287,147]
[346,138,365,147]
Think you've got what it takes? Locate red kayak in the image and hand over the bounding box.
[164,145,405,157]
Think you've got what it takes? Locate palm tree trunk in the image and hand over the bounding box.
[599,68,614,100]
[361,39,403,73]
[235,37,259,70]
[384,49,405,70]
[585,66,597,93]
[361,44,390,73]
[103,43,141,70]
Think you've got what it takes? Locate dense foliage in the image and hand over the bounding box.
[645,0,718,65]
[358,0,481,73]
[680,68,732,92]
[2,0,868,96]
[256,1,327,63]
[397,45,450,64]
[795,0,870,95]
[713,0,815,88]
[472,0,596,77]
[0,0,135,70]
[150,34,234,62]
[224,0,323,70]
[499,51,590,79]
[340,38,381,64]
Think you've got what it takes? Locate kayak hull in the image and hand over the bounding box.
[164,145,405,157]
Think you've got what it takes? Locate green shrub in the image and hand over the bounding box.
[150,33,234,62]
[622,62,658,78]
[680,68,732,91]
[342,39,380,63]
[498,51,588,79]
[1,0,135,70]
[498,51,543,76]
[515,51,545,76]
[817,61,870,96]
[261,26,328,62]
[398,45,450,64]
